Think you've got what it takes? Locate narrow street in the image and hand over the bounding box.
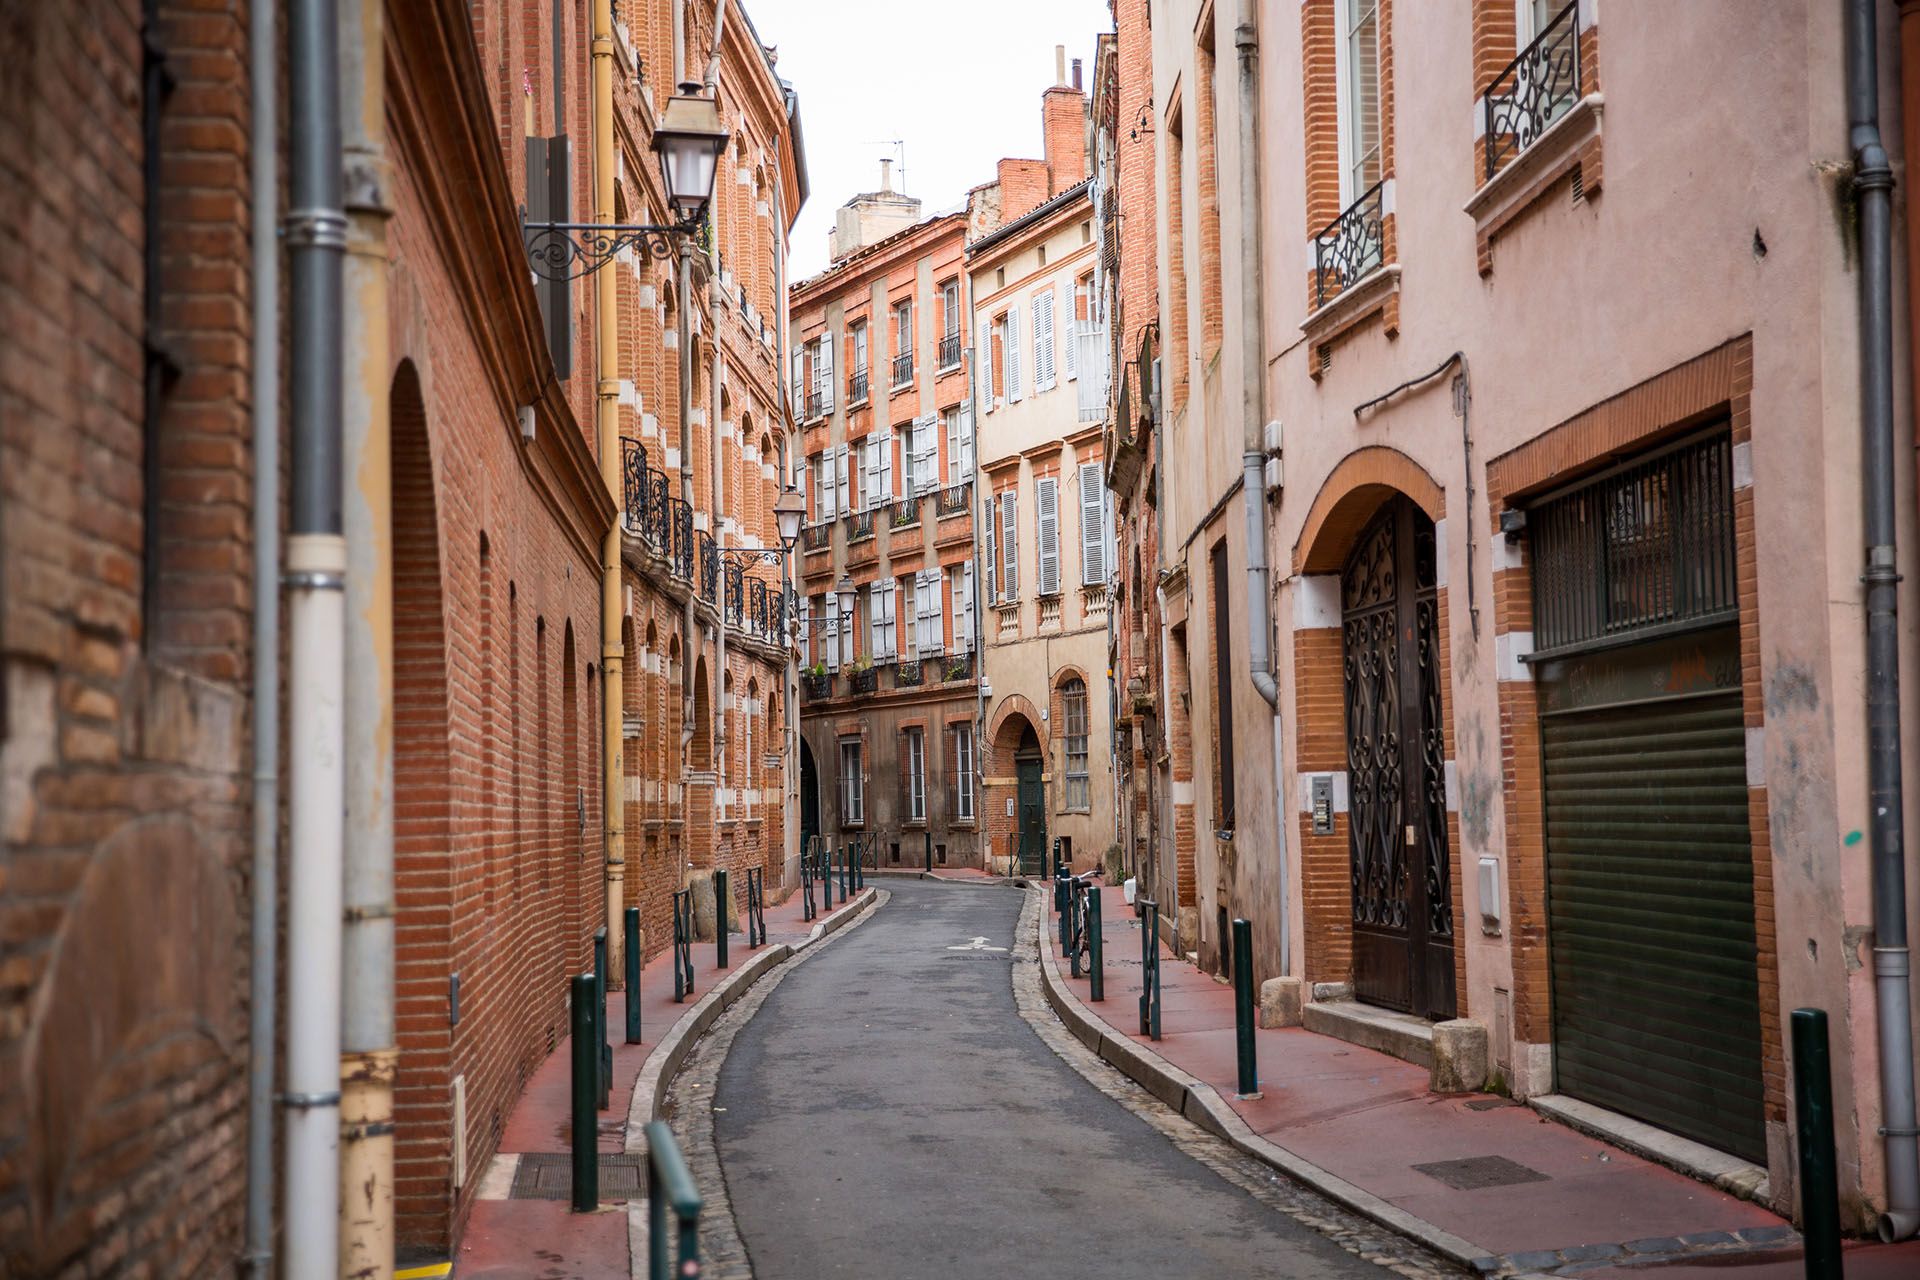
[711,880,1417,1279]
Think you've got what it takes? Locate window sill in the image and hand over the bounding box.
[938,361,964,375]
[1465,93,1604,275]
[1300,263,1401,365]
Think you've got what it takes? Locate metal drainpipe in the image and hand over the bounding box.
[1233,15,1286,975]
[282,0,346,1274]
[711,274,727,823]
[338,0,396,1269]
[702,0,730,92]
[679,239,697,749]
[241,0,278,1272]
[592,0,626,987]
[1848,0,1920,1241]
[773,166,798,879]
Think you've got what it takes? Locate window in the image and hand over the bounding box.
[868,578,898,661]
[849,321,869,402]
[863,432,893,509]
[1078,462,1110,587]
[944,405,973,484]
[998,489,1020,598]
[948,560,975,652]
[940,280,962,369]
[1061,679,1089,811]
[1210,541,1236,830]
[1032,288,1056,391]
[913,570,943,656]
[949,724,975,822]
[1035,475,1061,597]
[1338,0,1383,203]
[839,737,864,825]
[892,300,914,384]
[902,727,926,823]
[1067,273,1093,380]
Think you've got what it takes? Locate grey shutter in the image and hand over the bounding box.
[1001,490,1019,597]
[1079,463,1107,586]
[1036,476,1060,596]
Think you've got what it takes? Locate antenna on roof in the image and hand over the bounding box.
[864,139,907,195]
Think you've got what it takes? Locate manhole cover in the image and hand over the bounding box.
[510,1153,648,1201]
[1465,1097,1522,1111]
[1410,1155,1549,1190]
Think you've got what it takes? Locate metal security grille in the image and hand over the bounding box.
[1528,428,1736,657]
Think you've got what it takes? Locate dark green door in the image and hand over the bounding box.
[1539,627,1764,1162]
[1016,756,1046,876]
[800,739,820,865]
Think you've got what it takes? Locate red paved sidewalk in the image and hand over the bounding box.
[452,880,868,1279]
[1042,884,1920,1274]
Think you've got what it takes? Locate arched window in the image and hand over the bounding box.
[1061,678,1089,811]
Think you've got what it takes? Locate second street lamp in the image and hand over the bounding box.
[774,486,806,551]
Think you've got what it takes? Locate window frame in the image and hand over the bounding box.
[839,736,865,826]
[1335,0,1384,208]
[1061,678,1090,812]
[904,726,927,824]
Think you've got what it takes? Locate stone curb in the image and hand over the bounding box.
[624,887,879,1151]
[1028,885,1495,1273]
[864,868,1030,888]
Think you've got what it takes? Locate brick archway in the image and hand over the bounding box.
[1293,446,1446,575]
[984,695,1046,869]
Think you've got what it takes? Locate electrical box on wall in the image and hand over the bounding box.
[1477,856,1502,935]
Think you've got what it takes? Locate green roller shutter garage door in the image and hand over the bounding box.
[1539,629,1764,1163]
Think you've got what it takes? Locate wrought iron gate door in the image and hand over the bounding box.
[1341,498,1457,1019]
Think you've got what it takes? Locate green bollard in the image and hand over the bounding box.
[1056,867,1070,952]
[925,830,933,873]
[569,973,597,1212]
[715,869,730,969]
[1232,917,1259,1097]
[1791,1008,1842,1280]
[1088,885,1104,1002]
[592,928,610,1109]
[624,907,642,1044]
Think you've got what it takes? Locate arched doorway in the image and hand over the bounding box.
[990,707,1047,876]
[1342,495,1456,1020]
[799,738,820,860]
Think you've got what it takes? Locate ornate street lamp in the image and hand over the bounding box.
[774,487,806,551]
[835,575,858,617]
[523,83,729,281]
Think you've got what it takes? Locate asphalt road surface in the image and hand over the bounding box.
[711,878,1406,1279]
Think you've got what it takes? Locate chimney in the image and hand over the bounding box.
[880,157,892,193]
[1041,75,1088,193]
[1072,58,1083,91]
[1055,44,1067,86]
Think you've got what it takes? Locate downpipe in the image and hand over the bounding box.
[242,0,278,1271]
[711,273,727,823]
[593,0,626,985]
[679,240,698,752]
[1849,0,1920,1241]
[282,2,346,1273]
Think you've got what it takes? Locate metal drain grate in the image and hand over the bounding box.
[1465,1097,1521,1111]
[1410,1155,1549,1191]
[510,1153,648,1201]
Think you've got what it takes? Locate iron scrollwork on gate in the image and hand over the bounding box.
[1413,522,1454,943]
[1343,512,1406,933]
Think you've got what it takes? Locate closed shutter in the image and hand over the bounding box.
[870,582,888,660]
[1005,308,1022,402]
[824,597,841,671]
[878,432,893,499]
[957,561,975,651]
[979,320,995,404]
[1079,462,1106,586]
[1033,289,1055,390]
[835,445,851,516]
[801,457,813,521]
[983,503,998,605]
[1036,476,1060,596]
[1001,490,1019,597]
[957,400,975,476]
[916,415,938,492]
[819,451,836,520]
[800,595,813,665]
[819,339,835,414]
[1064,276,1078,380]
[1543,676,1764,1162]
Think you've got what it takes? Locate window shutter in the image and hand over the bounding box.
[825,596,841,671]
[979,320,995,404]
[836,444,851,516]
[1033,290,1055,390]
[869,582,886,660]
[1037,476,1060,596]
[959,560,975,651]
[914,415,938,492]
[801,595,813,665]
[820,339,835,413]
[1006,308,1023,402]
[1079,462,1107,586]
[1064,278,1079,380]
[879,432,893,499]
[865,437,883,509]
[801,457,813,521]
[957,401,975,476]
[1001,490,1019,597]
[983,503,998,605]
[820,450,837,519]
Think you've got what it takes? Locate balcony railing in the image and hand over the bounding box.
[622,439,648,532]
[802,672,832,702]
[805,390,825,420]
[890,497,921,530]
[893,657,924,689]
[698,530,718,603]
[1484,1,1581,181]
[1312,180,1385,309]
[892,352,913,386]
[935,480,971,519]
[938,333,962,370]
[849,665,879,696]
[724,560,745,627]
[802,522,831,553]
[849,507,875,540]
[938,651,975,684]
[847,371,869,404]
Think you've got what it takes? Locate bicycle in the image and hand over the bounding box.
[1066,868,1102,978]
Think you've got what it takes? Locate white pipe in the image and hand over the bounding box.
[712,282,727,822]
[242,0,278,1270]
[701,0,730,91]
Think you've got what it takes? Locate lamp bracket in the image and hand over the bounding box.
[523,217,700,281]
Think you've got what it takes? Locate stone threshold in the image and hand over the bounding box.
[1529,1093,1773,1207]
[1301,997,1436,1071]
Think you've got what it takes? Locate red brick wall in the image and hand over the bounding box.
[998,158,1052,223]
[1,2,254,1272]
[1043,86,1088,192]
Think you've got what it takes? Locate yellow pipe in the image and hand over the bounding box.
[593,0,627,981]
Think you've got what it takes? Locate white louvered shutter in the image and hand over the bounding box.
[954,401,975,478]
[820,339,835,413]
[983,502,998,605]
[801,457,813,521]
[979,320,995,405]
[921,571,943,655]
[801,595,813,665]
[1033,290,1055,391]
[1005,308,1023,402]
[1064,278,1079,381]
[1079,462,1107,586]
[824,596,841,671]
[958,561,975,652]
[864,437,884,509]
[820,450,837,520]
[885,580,899,658]
[1001,490,1019,598]
[1036,476,1060,596]
[914,415,938,492]
[835,444,851,516]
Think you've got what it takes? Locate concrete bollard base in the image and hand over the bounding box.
[1259,976,1304,1029]
[1430,1018,1490,1094]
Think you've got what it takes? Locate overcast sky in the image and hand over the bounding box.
[746,0,1116,282]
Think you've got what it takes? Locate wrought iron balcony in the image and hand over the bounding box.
[724,560,745,626]
[849,665,879,696]
[698,530,718,603]
[622,439,648,532]
[936,480,971,519]
[893,657,924,689]
[804,391,825,420]
[1484,1,1581,181]
[892,352,913,386]
[802,522,831,553]
[668,498,694,582]
[938,651,976,684]
[802,671,832,702]
[849,507,875,541]
[938,334,962,370]
[890,498,921,530]
[747,578,771,638]
[1313,180,1386,309]
[847,371,869,404]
